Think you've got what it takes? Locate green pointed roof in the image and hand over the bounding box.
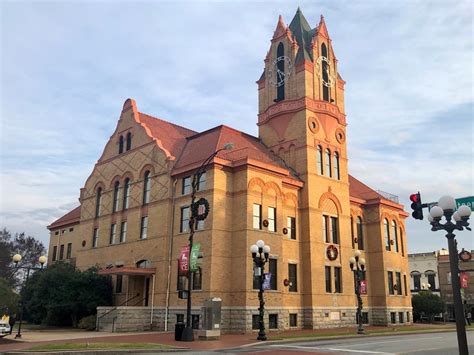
[289,7,315,62]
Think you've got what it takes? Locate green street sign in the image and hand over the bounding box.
[456,196,474,211]
[427,196,474,211]
[190,243,201,272]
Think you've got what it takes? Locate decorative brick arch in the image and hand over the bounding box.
[93,181,106,193]
[139,164,155,179]
[380,212,400,225]
[122,171,135,183]
[284,192,298,206]
[318,190,342,215]
[248,177,265,193]
[110,175,122,188]
[265,181,282,198]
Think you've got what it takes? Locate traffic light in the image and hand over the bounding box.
[410,192,423,220]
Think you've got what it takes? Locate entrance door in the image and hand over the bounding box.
[144,277,150,306]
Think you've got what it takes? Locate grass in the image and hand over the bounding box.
[269,324,473,341]
[25,342,175,351]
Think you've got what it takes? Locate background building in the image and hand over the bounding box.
[408,250,446,296]
[47,8,411,333]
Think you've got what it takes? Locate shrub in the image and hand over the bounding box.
[78,315,97,330]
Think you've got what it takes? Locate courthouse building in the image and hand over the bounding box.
[47,9,412,332]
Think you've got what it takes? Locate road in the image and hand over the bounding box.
[231,331,474,354]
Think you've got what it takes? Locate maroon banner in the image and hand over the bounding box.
[360,280,367,294]
[460,272,468,289]
[179,246,190,275]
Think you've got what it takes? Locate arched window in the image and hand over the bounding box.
[276,42,285,102]
[399,227,404,256]
[113,181,120,213]
[126,132,132,151]
[136,259,151,268]
[333,152,340,180]
[411,271,421,290]
[425,270,436,290]
[95,187,102,218]
[143,171,151,205]
[384,218,391,251]
[118,136,124,154]
[123,178,130,210]
[321,43,329,102]
[357,217,364,250]
[392,220,398,252]
[317,145,323,175]
[325,148,332,177]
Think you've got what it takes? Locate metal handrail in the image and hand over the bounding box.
[96,293,142,331]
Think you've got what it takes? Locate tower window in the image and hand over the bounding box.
[276,42,285,102]
[126,132,132,151]
[113,181,120,213]
[321,43,329,102]
[384,219,391,251]
[357,217,364,250]
[333,152,340,180]
[325,149,332,177]
[119,135,124,154]
[392,220,399,252]
[317,145,323,175]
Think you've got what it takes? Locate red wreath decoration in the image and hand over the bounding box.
[263,219,269,227]
[82,240,86,247]
[326,245,338,261]
[354,238,358,244]
[283,227,288,235]
[390,239,394,245]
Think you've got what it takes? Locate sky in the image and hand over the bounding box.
[0,0,473,254]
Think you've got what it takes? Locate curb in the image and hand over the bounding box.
[3,348,188,355]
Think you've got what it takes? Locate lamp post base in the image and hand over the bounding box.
[257,332,267,341]
[357,328,365,335]
[181,326,194,341]
[14,334,22,339]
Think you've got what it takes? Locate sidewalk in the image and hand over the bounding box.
[0,323,465,354]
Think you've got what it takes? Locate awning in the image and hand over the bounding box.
[98,267,156,276]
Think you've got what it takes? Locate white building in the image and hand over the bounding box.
[408,249,447,296]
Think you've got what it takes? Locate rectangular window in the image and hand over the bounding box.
[390,312,396,324]
[177,263,187,291]
[253,204,262,230]
[59,244,64,260]
[113,185,120,213]
[120,221,127,243]
[197,172,206,191]
[403,274,408,295]
[325,266,332,293]
[66,243,72,259]
[192,267,202,290]
[289,313,297,327]
[288,264,297,292]
[116,275,123,293]
[109,224,116,244]
[398,312,404,323]
[182,176,191,195]
[388,271,394,295]
[287,216,296,240]
[396,272,402,295]
[357,220,364,250]
[334,266,342,293]
[400,228,405,256]
[385,222,391,251]
[140,216,148,239]
[69,227,74,232]
[269,314,278,329]
[252,315,259,330]
[196,219,205,231]
[52,246,57,261]
[92,228,99,248]
[269,258,277,290]
[323,215,329,243]
[330,217,339,244]
[427,273,436,290]
[268,207,276,232]
[413,273,421,290]
[192,315,200,329]
[180,206,190,233]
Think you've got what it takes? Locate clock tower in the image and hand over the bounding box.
[257,8,351,327]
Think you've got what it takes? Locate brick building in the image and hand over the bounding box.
[47,8,411,332]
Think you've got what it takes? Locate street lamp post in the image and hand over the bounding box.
[349,250,366,335]
[180,142,233,342]
[428,195,471,355]
[12,254,47,339]
[250,240,270,341]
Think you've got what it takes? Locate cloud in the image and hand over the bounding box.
[1,1,472,252]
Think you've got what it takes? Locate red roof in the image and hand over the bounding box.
[173,125,284,174]
[138,112,196,160]
[47,206,81,230]
[348,175,384,201]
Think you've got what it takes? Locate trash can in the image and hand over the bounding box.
[175,322,185,341]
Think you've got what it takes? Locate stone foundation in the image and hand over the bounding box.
[96,306,412,333]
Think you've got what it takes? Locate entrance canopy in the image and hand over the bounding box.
[98,267,156,276]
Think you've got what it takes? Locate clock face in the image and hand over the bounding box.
[316,56,336,88]
[268,56,292,87]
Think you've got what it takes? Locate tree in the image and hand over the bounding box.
[0,228,46,287]
[22,262,112,327]
[412,290,446,322]
[0,277,19,315]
